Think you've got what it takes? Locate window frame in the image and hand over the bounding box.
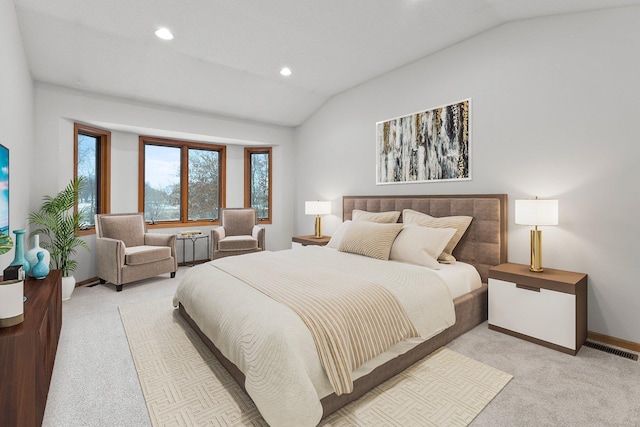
[138,136,227,227]
[244,147,272,224]
[74,123,111,236]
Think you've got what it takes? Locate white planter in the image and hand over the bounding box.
[62,275,76,301]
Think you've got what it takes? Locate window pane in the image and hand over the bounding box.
[250,152,269,220]
[144,145,181,222]
[188,148,220,220]
[77,134,97,226]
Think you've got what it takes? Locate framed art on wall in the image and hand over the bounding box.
[376,99,471,185]
[0,144,8,236]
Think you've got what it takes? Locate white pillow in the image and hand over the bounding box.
[338,221,403,260]
[326,220,351,249]
[390,225,457,269]
[352,209,401,223]
[402,209,473,263]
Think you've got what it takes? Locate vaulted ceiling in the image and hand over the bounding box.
[13,0,640,127]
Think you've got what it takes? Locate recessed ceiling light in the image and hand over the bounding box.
[155,27,174,40]
[280,67,292,77]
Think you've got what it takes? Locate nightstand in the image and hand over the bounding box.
[488,263,587,355]
[291,235,331,249]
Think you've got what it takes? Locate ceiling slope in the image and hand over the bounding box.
[13,0,640,127]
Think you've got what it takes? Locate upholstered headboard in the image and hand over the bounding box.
[343,194,508,283]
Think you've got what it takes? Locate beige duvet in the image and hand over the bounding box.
[173,246,455,427]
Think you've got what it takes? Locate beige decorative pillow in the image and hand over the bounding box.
[352,209,401,223]
[390,225,457,269]
[402,209,473,263]
[338,221,403,260]
[326,220,351,249]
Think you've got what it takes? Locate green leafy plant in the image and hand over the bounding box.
[0,232,13,255]
[28,178,89,276]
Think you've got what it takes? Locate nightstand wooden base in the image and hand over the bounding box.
[488,324,580,355]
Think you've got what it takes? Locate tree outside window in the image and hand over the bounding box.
[143,144,181,223]
[188,149,221,221]
[139,137,226,226]
[74,123,111,233]
[244,147,272,223]
[77,134,97,225]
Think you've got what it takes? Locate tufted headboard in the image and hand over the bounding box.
[343,194,508,283]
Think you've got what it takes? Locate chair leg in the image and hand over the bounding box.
[171,272,176,278]
[116,284,123,292]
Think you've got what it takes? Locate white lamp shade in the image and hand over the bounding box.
[515,199,558,226]
[305,201,331,216]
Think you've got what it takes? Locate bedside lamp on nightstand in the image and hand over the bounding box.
[515,197,558,272]
[305,200,331,238]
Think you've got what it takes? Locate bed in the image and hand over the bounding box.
[173,194,507,426]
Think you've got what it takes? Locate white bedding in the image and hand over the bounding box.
[173,246,467,427]
[326,245,482,299]
[431,259,483,299]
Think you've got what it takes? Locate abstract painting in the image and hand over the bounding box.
[0,144,8,235]
[376,99,470,184]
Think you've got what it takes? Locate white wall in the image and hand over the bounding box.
[33,84,296,283]
[294,7,640,343]
[0,0,34,269]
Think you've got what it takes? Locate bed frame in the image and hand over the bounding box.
[180,194,508,419]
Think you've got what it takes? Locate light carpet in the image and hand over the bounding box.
[119,296,512,427]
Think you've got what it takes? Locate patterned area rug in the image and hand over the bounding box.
[119,297,512,427]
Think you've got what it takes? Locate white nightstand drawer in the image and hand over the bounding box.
[489,278,576,349]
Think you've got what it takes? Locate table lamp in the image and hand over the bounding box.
[515,198,558,272]
[305,201,331,238]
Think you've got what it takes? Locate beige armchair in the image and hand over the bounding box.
[212,208,265,259]
[95,213,177,292]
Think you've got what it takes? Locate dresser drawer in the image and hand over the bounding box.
[488,278,576,350]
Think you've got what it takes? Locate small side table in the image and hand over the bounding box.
[292,235,331,249]
[488,262,587,355]
[177,233,210,266]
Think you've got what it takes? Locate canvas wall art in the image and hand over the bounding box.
[376,99,470,184]
[0,144,8,236]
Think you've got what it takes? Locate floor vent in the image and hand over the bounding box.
[584,341,638,361]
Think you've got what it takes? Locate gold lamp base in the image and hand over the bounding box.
[314,215,322,238]
[530,228,543,272]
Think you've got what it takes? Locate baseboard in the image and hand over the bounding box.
[77,276,100,287]
[588,331,640,353]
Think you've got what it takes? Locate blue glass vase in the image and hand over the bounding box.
[25,234,51,278]
[9,229,30,275]
[31,251,50,279]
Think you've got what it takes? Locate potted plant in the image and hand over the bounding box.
[28,178,89,300]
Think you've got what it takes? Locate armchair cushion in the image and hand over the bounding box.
[125,245,172,266]
[99,215,145,247]
[221,209,256,236]
[219,236,259,252]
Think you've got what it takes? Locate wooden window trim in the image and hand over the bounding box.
[138,136,226,227]
[244,147,272,224]
[74,123,111,236]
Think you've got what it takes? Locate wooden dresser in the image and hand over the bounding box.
[0,270,62,427]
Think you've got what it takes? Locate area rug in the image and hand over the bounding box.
[120,297,512,427]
